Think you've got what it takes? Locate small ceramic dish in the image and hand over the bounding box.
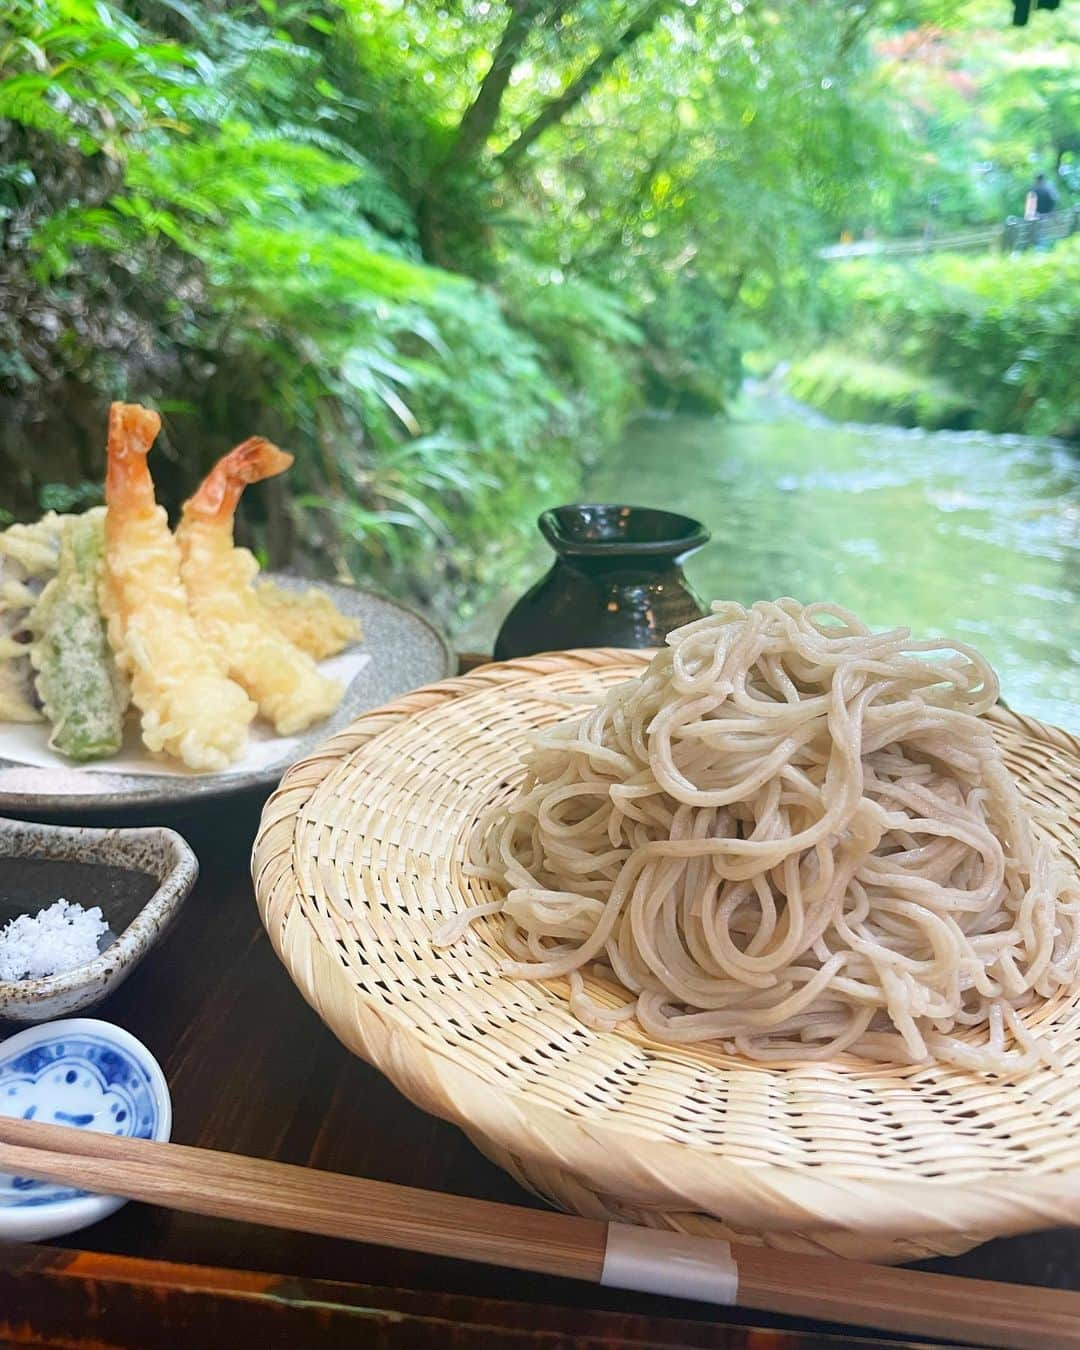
[0,817,198,1022]
[0,1017,171,1241]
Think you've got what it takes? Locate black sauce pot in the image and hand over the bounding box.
[494,504,710,660]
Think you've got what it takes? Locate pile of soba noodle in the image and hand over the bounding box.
[458,600,1079,1072]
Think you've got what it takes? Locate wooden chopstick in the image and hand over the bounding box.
[2,1116,1078,1350]
[0,1116,600,1280]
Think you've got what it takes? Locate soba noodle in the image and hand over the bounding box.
[453,600,1080,1073]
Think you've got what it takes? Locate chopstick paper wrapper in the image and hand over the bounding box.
[601,1223,738,1303]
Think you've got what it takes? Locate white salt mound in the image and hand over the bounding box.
[0,898,109,981]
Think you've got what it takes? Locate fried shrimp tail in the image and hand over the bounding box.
[178,439,344,736]
[188,437,294,525]
[100,403,256,770]
[208,439,360,660]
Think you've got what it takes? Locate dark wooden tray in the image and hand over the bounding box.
[3,662,1078,1347]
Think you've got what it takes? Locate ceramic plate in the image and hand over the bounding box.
[0,1017,171,1242]
[0,818,199,1021]
[0,579,453,816]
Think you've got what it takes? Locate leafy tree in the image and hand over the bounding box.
[865,1,1079,231]
[2,0,1073,625]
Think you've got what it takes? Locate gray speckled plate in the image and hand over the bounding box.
[0,579,453,816]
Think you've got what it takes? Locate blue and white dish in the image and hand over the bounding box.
[0,1018,171,1241]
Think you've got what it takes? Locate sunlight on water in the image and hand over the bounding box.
[585,394,1079,730]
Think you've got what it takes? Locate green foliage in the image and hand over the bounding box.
[0,0,642,624]
[786,349,973,429]
[517,2,897,350]
[3,0,1072,637]
[812,242,1080,437]
[857,2,1080,236]
[779,2,1078,441]
[497,267,641,439]
[636,275,745,413]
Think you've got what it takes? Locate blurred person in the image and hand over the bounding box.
[1023,172,1059,250]
[1030,171,1059,215]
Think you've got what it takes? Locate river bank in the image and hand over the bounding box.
[464,390,1079,731]
[795,245,1080,442]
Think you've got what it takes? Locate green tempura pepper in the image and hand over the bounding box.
[31,511,127,760]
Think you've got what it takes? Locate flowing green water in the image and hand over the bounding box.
[584,393,1079,730]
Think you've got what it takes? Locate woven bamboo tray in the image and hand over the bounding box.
[253,650,1080,1263]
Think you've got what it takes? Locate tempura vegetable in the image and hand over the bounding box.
[0,511,75,723]
[0,512,70,575]
[254,578,361,660]
[100,403,257,771]
[30,512,127,760]
[177,439,344,736]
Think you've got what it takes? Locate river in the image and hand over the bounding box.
[474,390,1080,730]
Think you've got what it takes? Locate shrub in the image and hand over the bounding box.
[786,349,973,429]
[814,245,1080,439]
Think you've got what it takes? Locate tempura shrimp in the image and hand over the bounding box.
[100,403,257,770]
[177,439,344,735]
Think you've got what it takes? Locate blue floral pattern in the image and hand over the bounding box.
[0,1032,159,1208]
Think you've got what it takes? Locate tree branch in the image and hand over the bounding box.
[440,0,563,175]
[497,0,675,169]
[417,0,555,263]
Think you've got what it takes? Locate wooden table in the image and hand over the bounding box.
[4,776,1080,1346]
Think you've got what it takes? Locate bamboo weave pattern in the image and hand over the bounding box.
[253,650,1080,1262]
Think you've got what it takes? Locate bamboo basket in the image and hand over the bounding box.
[253,650,1080,1263]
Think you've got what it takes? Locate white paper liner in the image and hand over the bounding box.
[0,650,370,780]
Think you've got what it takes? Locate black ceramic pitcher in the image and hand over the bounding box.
[494,504,710,659]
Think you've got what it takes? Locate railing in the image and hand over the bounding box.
[1002,207,1080,252]
[818,206,1079,261]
